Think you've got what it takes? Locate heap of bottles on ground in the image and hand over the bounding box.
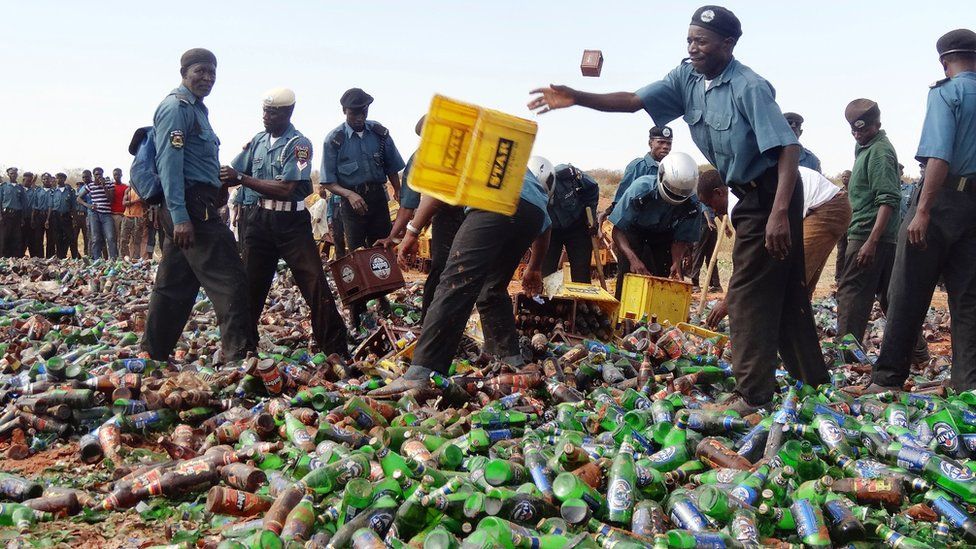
[2,256,972,548]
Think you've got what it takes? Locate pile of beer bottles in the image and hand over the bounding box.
[3,257,975,548]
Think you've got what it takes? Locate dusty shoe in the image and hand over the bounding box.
[860,382,901,395]
[368,365,433,398]
[705,393,769,417]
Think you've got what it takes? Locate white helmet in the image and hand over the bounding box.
[657,152,699,205]
[527,156,555,196]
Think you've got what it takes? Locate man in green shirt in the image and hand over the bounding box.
[836,99,903,343]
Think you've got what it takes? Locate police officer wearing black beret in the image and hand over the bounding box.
[869,29,976,392]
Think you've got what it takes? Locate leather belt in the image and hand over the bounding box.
[729,181,757,199]
[258,198,305,212]
[949,175,976,192]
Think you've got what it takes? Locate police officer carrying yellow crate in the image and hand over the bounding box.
[868,29,976,392]
[220,88,349,358]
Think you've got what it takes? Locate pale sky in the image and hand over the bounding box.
[1,1,969,179]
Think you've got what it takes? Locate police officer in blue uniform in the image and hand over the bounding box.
[784,112,822,173]
[528,157,599,283]
[143,48,255,363]
[603,125,674,224]
[370,172,552,397]
[529,5,827,414]
[22,172,43,257]
[320,88,405,251]
[609,152,703,294]
[869,29,976,392]
[0,167,25,257]
[35,173,56,257]
[50,172,75,258]
[220,88,349,357]
[378,115,466,322]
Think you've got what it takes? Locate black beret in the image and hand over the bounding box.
[784,112,804,125]
[937,29,976,58]
[690,5,742,39]
[845,99,881,128]
[649,126,674,140]
[340,88,374,110]
[180,48,217,70]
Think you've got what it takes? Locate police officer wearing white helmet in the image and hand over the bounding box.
[608,151,703,295]
[528,156,601,283]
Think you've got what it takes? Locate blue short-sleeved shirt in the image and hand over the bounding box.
[321,121,405,191]
[518,172,551,235]
[399,153,422,210]
[916,72,976,177]
[24,187,42,212]
[609,175,702,242]
[33,188,55,212]
[51,185,75,214]
[635,59,799,186]
[798,147,822,173]
[231,123,313,204]
[152,85,221,225]
[0,182,25,210]
[548,164,600,230]
[614,154,660,205]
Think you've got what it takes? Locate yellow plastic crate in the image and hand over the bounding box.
[617,274,692,326]
[409,95,537,216]
[677,322,728,353]
[417,235,431,260]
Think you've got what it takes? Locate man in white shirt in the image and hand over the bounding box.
[699,166,852,326]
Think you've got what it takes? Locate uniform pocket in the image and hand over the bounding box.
[338,161,359,176]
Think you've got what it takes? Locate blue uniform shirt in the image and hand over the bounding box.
[23,186,42,212]
[153,85,221,225]
[609,175,703,243]
[613,154,659,205]
[399,153,422,210]
[231,123,313,204]
[321,121,405,190]
[33,188,55,212]
[548,164,600,230]
[519,171,552,235]
[51,185,75,214]
[636,59,799,185]
[232,185,258,206]
[798,147,822,173]
[916,72,976,177]
[0,182,25,210]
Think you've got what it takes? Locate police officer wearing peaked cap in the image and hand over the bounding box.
[783,112,822,173]
[220,88,350,358]
[606,125,675,221]
[529,4,828,415]
[321,88,405,323]
[142,47,256,363]
[869,29,976,392]
[0,167,26,257]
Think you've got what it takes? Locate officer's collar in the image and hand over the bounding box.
[856,129,887,152]
[956,71,976,81]
[691,57,738,87]
[175,85,199,105]
[644,153,660,168]
[266,124,297,149]
[343,122,369,138]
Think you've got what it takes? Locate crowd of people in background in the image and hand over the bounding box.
[0,166,171,260]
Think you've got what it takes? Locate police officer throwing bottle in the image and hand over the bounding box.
[527,157,599,283]
[869,29,976,393]
[528,5,827,414]
[220,88,350,358]
[142,48,255,363]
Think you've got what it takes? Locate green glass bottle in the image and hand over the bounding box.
[552,472,605,515]
[606,435,636,525]
[791,498,831,547]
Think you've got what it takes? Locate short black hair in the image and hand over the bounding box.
[698,169,725,196]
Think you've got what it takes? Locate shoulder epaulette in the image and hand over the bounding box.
[930,77,950,89]
[369,122,389,136]
[330,128,346,149]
